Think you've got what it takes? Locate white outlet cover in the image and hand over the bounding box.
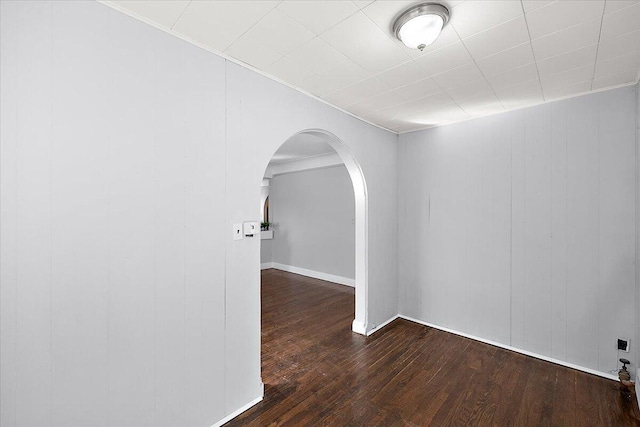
[244,221,259,237]
[233,223,243,241]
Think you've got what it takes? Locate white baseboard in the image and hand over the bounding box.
[260,262,274,270]
[210,384,264,427]
[271,262,355,287]
[352,319,367,335]
[399,315,619,382]
[367,315,399,336]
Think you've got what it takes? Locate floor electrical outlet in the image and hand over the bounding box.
[618,338,630,352]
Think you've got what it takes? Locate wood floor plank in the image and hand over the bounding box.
[225,270,640,426]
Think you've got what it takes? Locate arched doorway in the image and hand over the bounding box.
[260,129,368,334]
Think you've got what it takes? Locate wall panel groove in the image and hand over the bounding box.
[399,85,638,377]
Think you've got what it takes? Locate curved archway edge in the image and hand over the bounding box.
[262,129,369,335]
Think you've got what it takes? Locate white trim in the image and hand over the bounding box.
[265,153,343,177]
[396,81,640,135]
[101,1,640,137]
[271,263,354,287]
[101,2,640,137]
[366,315,399,336]
[636,81,640,410]
[399,315,619,382]
[261,262,274,270]
[352,319,367,335]
[262,129,369,338]
[637,369,640,409]
[98,1,395,135]
[209,386,264,427]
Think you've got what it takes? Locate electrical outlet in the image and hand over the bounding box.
[243,221,258,237]
[618,338,630,352]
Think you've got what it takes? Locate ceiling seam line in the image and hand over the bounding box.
[170,0,192,30]
[270,3,364,87]
[359,8,413,65]
[323,56,415,99]
[221,1,283,54]
[381,48,461,125]
[589,1,607,91]
[276,2,361,43]
[454,29,506,112]
[395,80,637,134]
[445,25,497,117]
[341,73,450,123]
[96,1,397,134]
[315,7,423,115]
[328,4,463,127]
[519,0,545,101]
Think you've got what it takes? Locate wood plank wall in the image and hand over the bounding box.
[398,85,637,377]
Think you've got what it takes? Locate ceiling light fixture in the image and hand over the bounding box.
[393,3,450,51]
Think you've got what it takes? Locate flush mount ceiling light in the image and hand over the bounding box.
[393,3,450,51]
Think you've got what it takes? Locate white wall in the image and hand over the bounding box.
[1,2,227,426]
[0,1,399,426]
[270,166,355,281]
[399,85,637,378]
[225,59,399,334]
[636,81,640,383]
[260,239,273,265]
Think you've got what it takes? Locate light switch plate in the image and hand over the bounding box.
[233,223,243,241]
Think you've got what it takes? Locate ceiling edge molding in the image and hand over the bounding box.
[98,0,397,136]
[98,1,640,138]
[397,80,640,135]
[265,153,343,178]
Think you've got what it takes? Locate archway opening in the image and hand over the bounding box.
[259,129,368,334]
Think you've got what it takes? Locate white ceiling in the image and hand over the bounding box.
[105,0,640,133]
[269,133,335,165]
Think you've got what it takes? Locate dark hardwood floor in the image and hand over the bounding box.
[226,269,640,426]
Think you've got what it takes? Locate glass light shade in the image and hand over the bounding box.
[397,14,444,50]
